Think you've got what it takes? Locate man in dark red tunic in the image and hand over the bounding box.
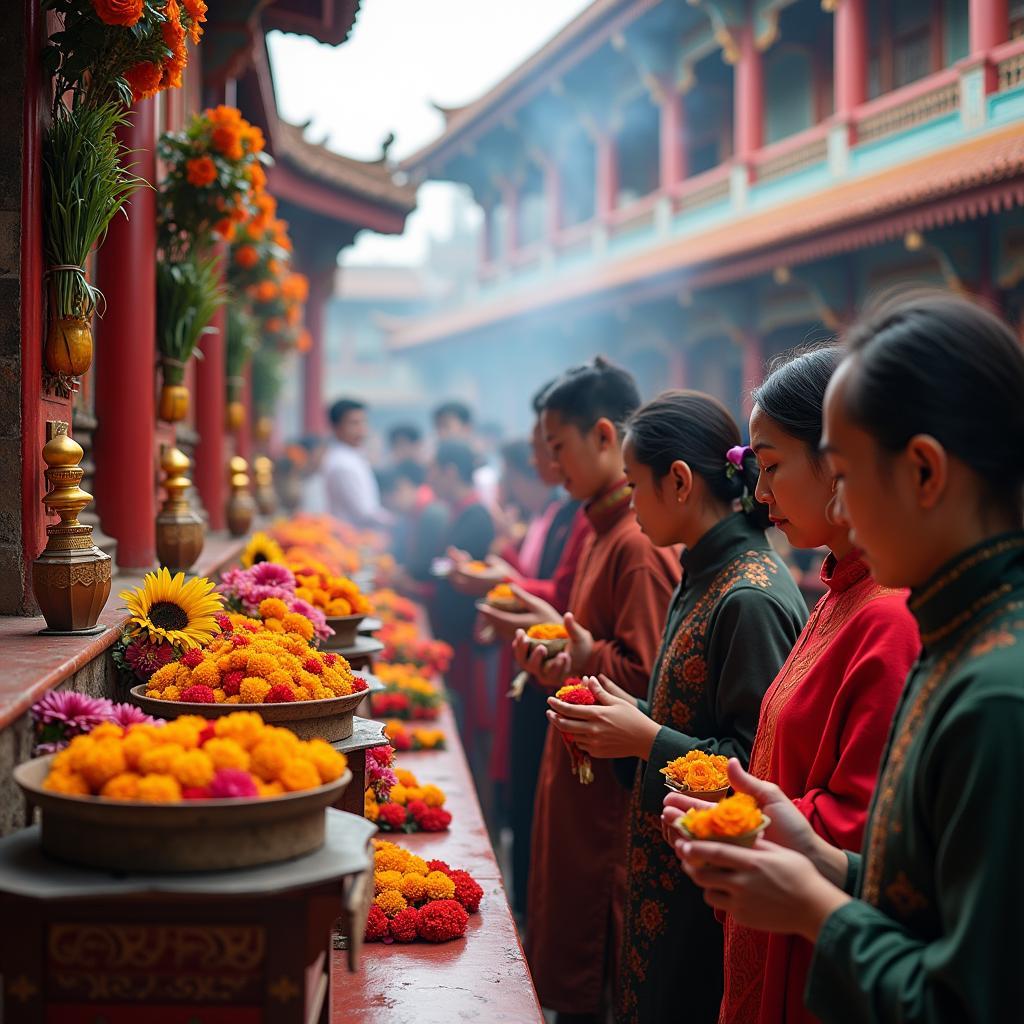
[513,359,680,1022]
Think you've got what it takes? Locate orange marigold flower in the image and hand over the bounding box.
[92,0,143,27]
[296,329,312,353]
[401,872,427,902]
[255,280,279,303]
[282,613,314,640]
[169,749,215,788]
[185,156,217,188]
[282,272,309,302]
[161,0,185,48]
[680,792,764,839]
[214,218,235,241]
[423,871,456,901]
[279,759,321,792]
[43,770,90,795]
[212,125,243,161]
[247,162,267,192]
[527,622,568,641]
[374,890,407,918]
[183,0,207,43]
[79,739,127,790]
[138,742,186,776]
[101,772,142,801]
[249,738,290,782]
[137,773,182,803]
[239,677,272,704]
[259,597,289,620]
[660,750,730,792]
[234,244,259,269]
[124,61,163,102]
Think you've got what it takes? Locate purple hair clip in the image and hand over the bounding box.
[725,445,755,514]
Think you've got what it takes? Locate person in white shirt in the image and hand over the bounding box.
[322,398,392,529]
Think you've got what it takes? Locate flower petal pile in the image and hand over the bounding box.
[364,761,451,833]
[365,840,482,943]
[383,720,446,752]
[371,663,444,720]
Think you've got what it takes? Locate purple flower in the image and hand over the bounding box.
[726,445,753,469]
[107,702,162,728]
[33,691,111,729]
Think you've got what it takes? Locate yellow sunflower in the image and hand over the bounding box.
[240,531,285,568]
[120,568,224,650]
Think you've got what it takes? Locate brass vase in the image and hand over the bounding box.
[158,358,190,423]
[44,315,93,377]
[226,456,256,537]
[156,446,204,573]
[32,422,112,634]
[253,455,277,516]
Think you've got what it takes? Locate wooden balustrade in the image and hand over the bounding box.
[857,79,960,144]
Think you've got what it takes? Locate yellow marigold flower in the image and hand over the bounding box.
[424,871,456,901]
[51,749,73,772]
[681,792,763,839]
[310,684,333,700]
[43,770,90,795]
[256,779,284,797]
[406,854,429,875]
[374,890,407,918]
[388,784,408,806]
[264,618,284,633]
[138,742,186,775]
[249,738,290,782]
[420,785,446,808]
[161,685,182,701]
[160,720,202,749]
[137,773,182,802]
[239,677,272,704]
[246,652,278,678]
[401,872,427,902]
[145,689,160,698]
[394,768,417,787]
[66,734,95,771]
[268,669,293,689]
[203,737,250,771]
[149,663,179,688]
[405,786,425,803]
[375,869,404,893]
[170,749,215,788]
[225,695,242,704]
[279,758,320,792]
[365,800,379,822]
[100,772,142,800]
[258,597,289,620]
[214,711,265,748]
[190,661,221,688]
[79,739,127,790]
[213,688,227,703]
[121,730,155,770]
[282,613,313,640]
[90,722,124,741]
[373,842,410,874]
[293,686,311,701]
[298,739,347,783]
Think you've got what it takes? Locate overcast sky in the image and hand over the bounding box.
[268,0,592,266]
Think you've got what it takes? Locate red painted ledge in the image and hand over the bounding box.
[0,532,250,731]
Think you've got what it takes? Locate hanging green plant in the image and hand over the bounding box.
[42,100,144,386]
[225,304,258,434]
[156,252,226,422]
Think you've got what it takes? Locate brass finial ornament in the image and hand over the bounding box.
[155,446,204,574]
[226,456,256,537]
[253,455,277,516]
[32,421,112,634]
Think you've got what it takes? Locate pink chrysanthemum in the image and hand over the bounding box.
[209,768,260,798]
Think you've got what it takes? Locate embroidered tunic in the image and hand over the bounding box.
[720,552,919,1024]
[805,532,1024,1023]
[527,483,681,1015]
[618,514,807,1024]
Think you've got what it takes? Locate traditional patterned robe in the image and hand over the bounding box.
[805,532,1024,1023]
[617,514,807,1024]
[721,552,918,1024]
[527,483,681,1015]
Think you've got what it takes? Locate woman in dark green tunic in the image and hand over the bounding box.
[669,291,1024,1022]
[547,391,807,1024]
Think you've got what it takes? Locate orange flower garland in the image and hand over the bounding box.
[42,713,347,801]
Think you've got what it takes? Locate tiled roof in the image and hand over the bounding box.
[390,125,1024,348]
[275,121,417,213]
[263,0,362,47]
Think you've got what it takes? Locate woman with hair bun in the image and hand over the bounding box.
[671,291,1024,1023]
[547,389,807,1024]
[691,345,921,1024]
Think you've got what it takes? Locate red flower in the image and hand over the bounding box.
[180,648,203,668]
[416,900,468,942]
[222,670,244,696]
[389,730,412,752]
[389,906,420,943]
[209,768,259,798]
[376,803,408,830]
[198,722,217,746]
[231,634,251,648]
[414,806,452,833]
[324,653,339,666]
[427,860,451,874]
[264,684,295,703]
[353,676,368,692]
[449,870,483,913]
[215,613,233,633]
[303,658,323,675]
[364,904,389,942]
[182,785,211,799]
[180,684,215,703]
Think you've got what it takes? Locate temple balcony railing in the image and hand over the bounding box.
[995,36,1024,92]
[671,163,732,213]
[853,68,961,145]
[754,123,830,184]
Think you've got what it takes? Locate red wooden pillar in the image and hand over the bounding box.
[970,0,1009,53]
[544,162,562,244]
[194,267,227,530]
[834,0,869,118]
[970,0,1010,91]
[596,132,618,221]
[740,331,764,418]
[734,26,764,167]
[93,102,157,570]
[303,266,333,436]
[659,88,687,189]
